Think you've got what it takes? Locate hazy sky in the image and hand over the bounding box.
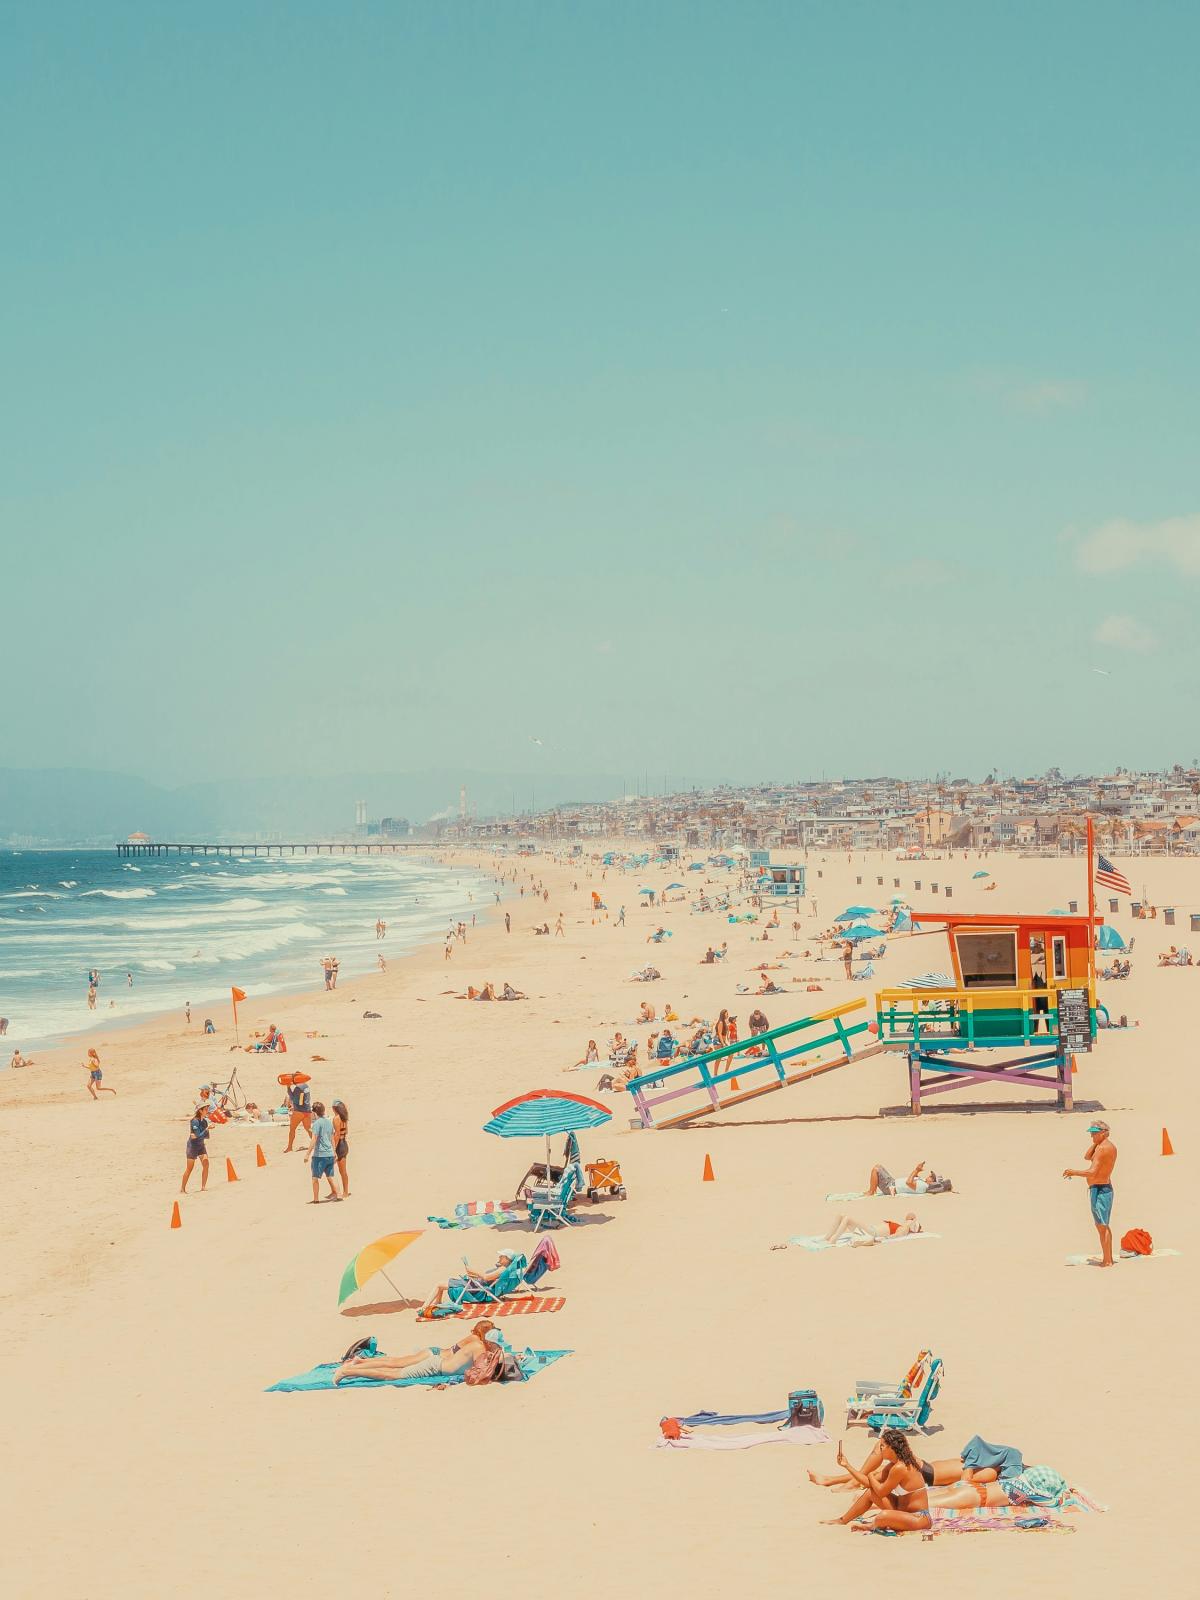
[5,2,1198,789]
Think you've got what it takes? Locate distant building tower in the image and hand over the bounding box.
[355,799,367,828]
[459,785,468,820]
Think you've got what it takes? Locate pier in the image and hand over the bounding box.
[116,841,420,858]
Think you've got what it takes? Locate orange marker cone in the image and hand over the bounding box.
[1162,1127,1174,1156]
[256,1144,267,1168]
[729,1077,740,1092]
[1070,1055,1077,1075]
[226,1157,239,1183]
[170,1201,182,1230]
[702,1153,715,1183]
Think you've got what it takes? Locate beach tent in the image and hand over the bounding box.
[1097,925,1126,951]
[892,911,913,931]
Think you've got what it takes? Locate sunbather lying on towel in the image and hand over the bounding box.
[810,1434,1022,1492]
[823,1212,923,1246]
[867,1160,951,1195]
[928,1464,1068,1510]
[419,1251,518,1316]
[332,1319,496,1385]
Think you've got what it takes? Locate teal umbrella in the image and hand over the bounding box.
[838,923,884,942]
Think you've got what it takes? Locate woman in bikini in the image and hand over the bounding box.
[822,1212,923,1246]
[810,1440,996,1492]
[331,1320,496,1385]
[821,1430,932,1530]
[332,1100,350,1198]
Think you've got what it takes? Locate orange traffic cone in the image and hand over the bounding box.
[170,1201,182,1230]
[1070,1055,1077,1075]
[226,1157,239,1183]
[729,1077,740,1092]
[256,1144,267,1168]
[1162,1127,1174,1156]
[702,1153,715,1182]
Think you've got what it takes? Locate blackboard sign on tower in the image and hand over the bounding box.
[1056,987,1093,1054]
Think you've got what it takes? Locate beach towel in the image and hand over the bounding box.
[267,1347,570,1393]
[823,1183,938,1203]
[657,1426,829,1451]
[441,1295,565,1319]
[427,1200,525,1230]
[678,1409,789,1426]
[856,1487,1105,1536]
[1065,1247,1180,1267]
[787,1232,941,1252]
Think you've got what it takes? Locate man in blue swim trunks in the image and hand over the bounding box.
[1063,1119,1117,1266]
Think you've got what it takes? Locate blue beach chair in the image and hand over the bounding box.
[866,1357,944,1433]
[439,1253,530,1313]
[525,1163,583,1231]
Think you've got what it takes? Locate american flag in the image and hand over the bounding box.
[1095,852,1131,897]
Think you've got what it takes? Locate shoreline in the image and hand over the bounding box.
[1,849,490,1054]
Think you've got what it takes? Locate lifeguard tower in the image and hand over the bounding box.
[752,852,807,900]
[875,910,1099,1114]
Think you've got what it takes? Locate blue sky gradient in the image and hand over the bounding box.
[5,2,1198,789]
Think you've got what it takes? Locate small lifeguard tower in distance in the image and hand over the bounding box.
[751,850,807,900]
[875,909,1099,1114]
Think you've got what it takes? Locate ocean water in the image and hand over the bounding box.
[0,849,487,1048]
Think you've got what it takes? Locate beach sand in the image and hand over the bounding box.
[1,847,1193,1596]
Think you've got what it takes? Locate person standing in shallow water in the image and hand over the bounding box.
[1063,1120,1117,1266]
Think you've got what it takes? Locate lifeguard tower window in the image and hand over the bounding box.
[955,930,1018,988]
[1051,935,1068,982]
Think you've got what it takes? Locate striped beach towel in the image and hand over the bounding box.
[442,1295,566,1320]
[428,1200,525,1230]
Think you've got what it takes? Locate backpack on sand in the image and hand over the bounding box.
[1120,1228,1153,1256]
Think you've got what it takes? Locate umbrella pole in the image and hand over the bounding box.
[380,1269,410,1307]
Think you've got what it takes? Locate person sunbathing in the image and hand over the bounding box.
[927,1465,1068,1511]
[419,1252,520,1317]
[823,1212,923,1246]
[810,1435,1017,1492]
[332,1319,497,1384]
[821,1431,931,1530]
[867,1160,949,1195]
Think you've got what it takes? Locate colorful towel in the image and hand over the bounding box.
[267,1347,570,1392]
[439,1295,565,1319]
[788,1232,941,1252]
[852,1487,1106,1535]
[1066,1248,1179,1267]
[658,1426,830,1451]
[428,1201,525,1230]
[678,1409,789,1426]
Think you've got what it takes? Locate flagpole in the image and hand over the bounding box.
[1086,814,1097,1000]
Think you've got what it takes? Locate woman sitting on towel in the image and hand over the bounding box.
[823,1211,923,1246]
[821,1430,932,1530]
[810,1435,1018,1493]
[332,1319,497,1385]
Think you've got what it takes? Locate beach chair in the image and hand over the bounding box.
[846,1350,930,1424]
[850,962,875,981]
[438,1253,531,1312]
[515,1132,581,1198]
[866,1357,944,1433]
[525,1163,583,1231]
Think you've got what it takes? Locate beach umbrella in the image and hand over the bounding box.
[483,1090,613,1187]
[1048,908,1068,916]
[838,923,885,942]
[835,905,877,921]
[337,1230,424,1306]
[897,971,954,989]
[666,882,685,890]
[972,871,991,879]
[1097,925,1126,951]
[688,863,704,871]
[638,886,655,895]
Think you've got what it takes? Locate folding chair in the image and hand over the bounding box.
[525,1164,582,1231]
[866,1358,944,1433]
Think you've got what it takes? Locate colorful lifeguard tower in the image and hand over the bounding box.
[875,910,1099,1114]
[754,862,807,899]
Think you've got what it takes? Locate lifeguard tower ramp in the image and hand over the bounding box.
[623,1000,895,1130]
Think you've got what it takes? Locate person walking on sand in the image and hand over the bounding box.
[1063,1119,1117,1266]
[616,906,625,927]
[283,1075,313,1153]
[84,1047,116,1099]
[185,1000,191,1025]
[181,1106,211,1192]
[843,941,854,979]
[555,914,564,938]
[504,911,511,934]
[332,1099,351,1197]
[378,954,387,972]
[306,1100,342,1203]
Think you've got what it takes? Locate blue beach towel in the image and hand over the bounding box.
[677,1409,790,1427]
[267,1347,570,1393]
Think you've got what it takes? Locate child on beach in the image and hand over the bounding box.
[85,1048,116,1099]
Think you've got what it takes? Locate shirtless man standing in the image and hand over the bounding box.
[1063,1119,1117,1266]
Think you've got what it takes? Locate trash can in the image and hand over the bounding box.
[1068,900,1078,913]
[945,885,953,898]
[1164,908,1175,927]
[1109,899,1119,914]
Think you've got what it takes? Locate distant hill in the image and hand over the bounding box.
[0,767,626,844]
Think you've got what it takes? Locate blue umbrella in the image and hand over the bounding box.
[638,887,655,895]
[688,863,704,871]
[666,882,685,890]
[1048,908,1068,916]
[483,1090,613,1182]
[1097,925,1126,951]
[972,870,991,879]
[838,923,884,942]
[892,911,913,931]
[835,905,877,921]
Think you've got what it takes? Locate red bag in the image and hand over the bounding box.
[464,1345,504,1386]
[1120,1228,1153,1256]
[659,1417,683,1440]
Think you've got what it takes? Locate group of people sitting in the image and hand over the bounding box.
[1157,946,1191,967]
[812,1432,1068,1530]
[464,982,526,1000]
[1102,958,1132,979]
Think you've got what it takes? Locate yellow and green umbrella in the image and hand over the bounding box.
[337,1230,423,1306]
